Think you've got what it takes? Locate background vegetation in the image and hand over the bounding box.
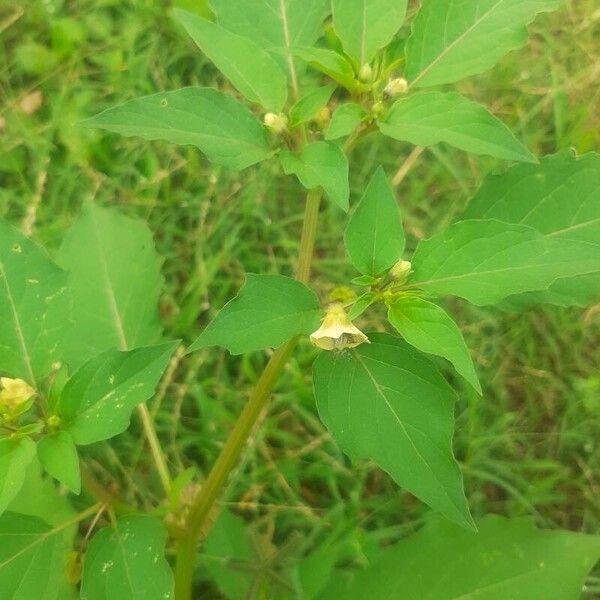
[1,0,599,596]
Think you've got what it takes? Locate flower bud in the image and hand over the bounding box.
[358,63,373,83]
[314,106,331,128]
[389,259,412,283]
[371,101,385,117]
[310,303,369,351]
[0,377,35,410]
[263,112,288,134]
[384,77,408,98]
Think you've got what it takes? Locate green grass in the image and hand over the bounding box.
[1,0,599,597]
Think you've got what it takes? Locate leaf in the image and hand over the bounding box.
[289,85,336,127]
[347,292,377,320]
[332,0,408,64]
[320,515,600,600]
[37,432,80,494]
[174,9,287,111]
[462,150,600,307]
[57,202,163,370]
[202,509,254,599]
[405,0,563,88]
[292,47,359,92]
[344,167,405,276]
[0,512,73,600]
[378,92,536,162]
[81,516,173,600]
[57,342,177,445]
[387,297,481,394]
[82,87,270,170]
[188,274,320,355]
[209,0,329,84]
[0,438,36,517]
[0,219,70,384]
[409,219,600,306]
[280,142,350,210]
[312,332,473,528]
[325,103,365,140]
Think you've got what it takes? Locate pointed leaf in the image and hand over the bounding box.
[292,47,359,92]
[189,274,320,355]
[37,432,80,494]
[82,87,270,170]
[0,438,36,517]
[0,512,73,600]
[405,0,563,88]
[313,332,473,528]
[410,219,600,306]
[57,202,163,369]
[174,9,287,111]
[322,515,600,600]
[0,220,69,384]
[210,0,329,83]
[81,516,173,600]
[57,342,177,445]
[344,167,405,276]
[462,150,600,307]
[289,85,336,127]
[325,103,365,140]
[378,92,536,162]
[280,141,349,210]
[388,297,481,393]
[332,0,408,64]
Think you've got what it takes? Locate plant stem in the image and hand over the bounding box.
[173,189,323,600]
[137,403,172,495]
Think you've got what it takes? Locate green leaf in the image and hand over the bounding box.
[174,9,287,111]
[292,47,359,92]
[57,342,177,445]
[82,87,270,170]
[188,274,320,355]
[462,150,600,307]
[378,92,536,162]
[332,0,408,64]
[405,0,563,88]
[0,438,36,517]
[347,292,377,320]
[57,202,163,370]
[387,297,481,394]
[209,0,329,83]
[344,167,405,276]
[280,142,349,210]
[0,219,70,384]
[37,431,80,494]
[202,509,254,599]
[289,85,336,127]
[313,333,473,528]
[0,512,73,600]
[320,515,600,600]
[325,103,365,140]
[409,219,600,306]
[81,516,173,600]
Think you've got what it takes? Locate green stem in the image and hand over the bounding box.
[173,189,322,600]
[136,403,172,495]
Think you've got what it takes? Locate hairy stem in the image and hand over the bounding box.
[173,189,323,600]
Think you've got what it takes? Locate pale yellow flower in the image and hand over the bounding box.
[0,377,36,410]
[384,77,408,98]
[263,112,288,134]
[310,303,369,351]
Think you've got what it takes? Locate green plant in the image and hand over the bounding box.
[1,1,599,598]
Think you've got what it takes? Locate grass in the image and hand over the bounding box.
[1,0,599,597]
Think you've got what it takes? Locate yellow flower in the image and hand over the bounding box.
[310,303,369,351]
[0,377,35,410]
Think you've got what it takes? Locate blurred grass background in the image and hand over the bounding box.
[1,0,599,597]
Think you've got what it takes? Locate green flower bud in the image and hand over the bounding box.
[358,63,373,83]
[384,77,408,98]
[263,112,288,134]
[389,259,412,283]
